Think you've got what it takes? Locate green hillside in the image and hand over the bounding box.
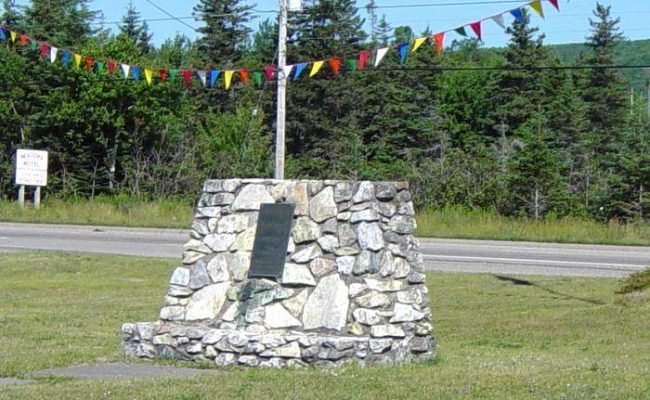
[550,39,650,93]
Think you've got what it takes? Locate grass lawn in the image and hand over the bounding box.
[1,253,649,399]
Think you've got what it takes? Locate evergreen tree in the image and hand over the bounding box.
[23,0,98,46]
[1,0,21,26]
[193,0,254,66]
[118,1,152,55]
[374,14,391,47]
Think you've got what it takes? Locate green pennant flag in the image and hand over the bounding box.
[346,58,358,71]
[29,39,38,50]
[169,69,178,81]
[455,27,468,37]
[253,71,263,88]
[96,62,105,73]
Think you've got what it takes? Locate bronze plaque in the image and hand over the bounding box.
[248,203,295,280]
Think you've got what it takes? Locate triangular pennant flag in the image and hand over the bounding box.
[159,68,168,82]
[49,47,58,63]
[61,51,71,67]
[397,43,410,64]
[346,58,358,71]
[10,30,17,42]
[412,37,427,53]
[470,21,482,40]
[39,42,49,58]
[144,68,153,85]
[224,70,234,89]
[121,64,130,79]
[85,57,94,71]
[329,58,341,75]
[293,63,307,80]
[491,14,506,30]
[454,26,468,37]
[0,28,6,41]
[29,39,38,50]
[374,48,389,67]
[108,60,116,74]
[510,8,524,22]
[196,70,207,87]
[182,70,192,87]
[253,71,263,87]
[358,51,372,70]
[434,32,445,56]
[169,69,178,81]
[263,65,275,81]
[18,34,28,46]
[210,70,220,87]
[74,54,82,69]
[239,69,249,84]
[529,0,544,19]
[309,61,324,77]
[548,0,559,11]
[131,66,140,81]
[96,62,104,73]
[282,64,293,79]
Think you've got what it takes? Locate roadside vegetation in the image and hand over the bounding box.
[1,252,649,399]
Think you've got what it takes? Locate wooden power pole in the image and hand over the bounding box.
[275,0,288,180]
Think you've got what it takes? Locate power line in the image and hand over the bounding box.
[140,0,199,32]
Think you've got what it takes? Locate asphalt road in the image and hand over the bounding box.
[1,222,648,278]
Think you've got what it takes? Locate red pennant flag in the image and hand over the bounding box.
[358,51,372,70]
[433,32,445,56]
[263,66,275,81]
[182,70,192,87]
[159,68,168,82]
[108,60,116,74]
[470,21,482,40]
[329,58,342,75]
[548,0,559,11]
[239,69,249,84]
[85,57,94,71]
[39,42,49,58]
[19,34,29,46]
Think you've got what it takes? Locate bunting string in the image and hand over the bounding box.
[0,0,562,89]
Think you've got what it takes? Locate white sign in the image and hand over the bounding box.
[15,149,49,187]
[288,0,302,12]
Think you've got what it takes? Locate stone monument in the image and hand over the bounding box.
[122,179,435,368]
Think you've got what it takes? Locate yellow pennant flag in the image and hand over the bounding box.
[73,53,82,69]
[310,61,324,77]
[144,69,153,85]
[529,0,544,19]
[412,37,427,53]
[10,30,17,42]
[224,70,234,89]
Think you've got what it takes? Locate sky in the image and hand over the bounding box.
[10,0,650,48]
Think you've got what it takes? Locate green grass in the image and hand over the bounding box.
[0,197,193,229]
[416,206,650,246]
[1,252,649,399]
[3,199,650,245]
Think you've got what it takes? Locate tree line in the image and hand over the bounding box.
[0,0,648,222]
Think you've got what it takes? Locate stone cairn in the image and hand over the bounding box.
[122,179,435,368]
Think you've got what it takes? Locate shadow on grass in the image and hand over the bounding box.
[493,275,606,305]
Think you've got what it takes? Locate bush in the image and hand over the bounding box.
[616,268,650,294]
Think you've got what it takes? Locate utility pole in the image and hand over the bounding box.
[275,0,288,180]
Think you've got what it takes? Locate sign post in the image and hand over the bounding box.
[15,149,48,209]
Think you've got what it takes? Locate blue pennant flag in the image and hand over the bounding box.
[210,69,221,87]
[510,8,524,22]
[61,51,72,67]
[293,63,307,80]
[0,28,6,41]
[131,66,141,81]
[397,43,410,64]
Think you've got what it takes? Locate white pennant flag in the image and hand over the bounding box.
[197,70,207,86]
[50,47,58,63]
[374,47,389,67]
[491,14,506,30]
[121,64,130,79]
[283,64,294,79]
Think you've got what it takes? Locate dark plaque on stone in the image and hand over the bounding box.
[248,203,295,280]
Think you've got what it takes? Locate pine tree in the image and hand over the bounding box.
[193,0,254,66]
[374,15,391,47]
[23,0,98,46]
[1,0,21,26]
[118,1,152,55]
